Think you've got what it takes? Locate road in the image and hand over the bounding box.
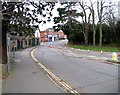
[34,40,119,93]
[2,47,65,93]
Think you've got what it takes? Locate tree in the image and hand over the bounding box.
[102,23,110,44]
[63,19,83,44]
[115,21,120,51]
[2,2,16,64]
[104,1,117,43]
[1,1,55,64]
[53,2,84,43]
[78,0,92,46]
[54,2,87,43]
[54,2,82,26]
[89,0,96,46]
[97,0,107,47]
[96,0,117,46]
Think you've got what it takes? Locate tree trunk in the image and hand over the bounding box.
[85,23,88,46]
[99,20,102,47]
[93,29,96,46]
[92,10,96,47]
[84,30,88,46]
[2,31,7,64]
[84,35,88,46]
[98,1,103,47]
[93,16,96,47]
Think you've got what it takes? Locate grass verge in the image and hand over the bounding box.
[68,44,119,52]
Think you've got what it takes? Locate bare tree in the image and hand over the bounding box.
[97,0,107,47]
[103,0,116,42]
[78,1,92,46]
[89,0,96,46]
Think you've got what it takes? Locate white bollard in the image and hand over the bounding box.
[101,50,103,54]
[87,49,89,53]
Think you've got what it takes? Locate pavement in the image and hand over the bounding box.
[2,47,65,93]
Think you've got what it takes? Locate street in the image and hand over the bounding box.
[2,40,119,94]
[33,40,119,93]
[2,47,65,93]
[2,1,120,94]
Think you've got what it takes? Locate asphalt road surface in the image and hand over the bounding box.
[34,40,119,93]
[2,47,65,93]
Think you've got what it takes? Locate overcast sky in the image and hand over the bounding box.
[38,0,120,31]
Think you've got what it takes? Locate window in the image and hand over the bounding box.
[44,36,48,38]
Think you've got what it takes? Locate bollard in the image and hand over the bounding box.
[87,49,89,53]
[78,49,80,52]
[100,50,103,54]
[111,52,118,61]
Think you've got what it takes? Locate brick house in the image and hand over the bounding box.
[40,31,49,42]
[40,29,67,42]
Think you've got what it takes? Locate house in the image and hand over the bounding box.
[40,29,67,42]
[40,31,49,42]
[58,30,67,39]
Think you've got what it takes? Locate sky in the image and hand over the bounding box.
[38,2,61,31]
[38,0,120,31]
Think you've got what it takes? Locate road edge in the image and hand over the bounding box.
[30,47,80,94]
